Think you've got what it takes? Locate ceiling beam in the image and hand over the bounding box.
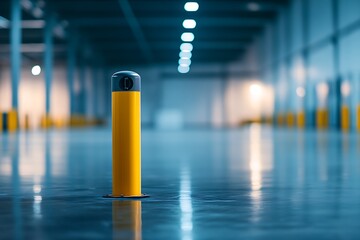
[0,20,45,29]
[118,0,153,63]
[0,43,66,53]
[70,17,270,28]
[98,41,249,50]
[51,0,286,12]
[0,40,249,54]
[195,0,287,12]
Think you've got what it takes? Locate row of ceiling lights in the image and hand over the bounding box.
[177,2,199,74]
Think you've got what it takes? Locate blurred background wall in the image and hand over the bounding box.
[1,0,360,131]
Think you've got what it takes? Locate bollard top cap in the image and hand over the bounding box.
[111,71,141,92]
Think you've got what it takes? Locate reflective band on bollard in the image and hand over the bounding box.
[104,71,149,199]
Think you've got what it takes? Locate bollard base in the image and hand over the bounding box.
[103,194,150,199]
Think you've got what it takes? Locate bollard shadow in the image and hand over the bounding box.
[112,200,142,240]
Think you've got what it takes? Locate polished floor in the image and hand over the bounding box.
[1,125,360,239]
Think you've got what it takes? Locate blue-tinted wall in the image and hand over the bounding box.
[260,0,360,130]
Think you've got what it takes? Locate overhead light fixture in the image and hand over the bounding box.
[179,58,191,66]
[184,2,199,12]
[247,2,260,11]
[32,7,43,18]
[31,65,41,76]
[296,87,305,98]
[249,83,262,97]
[0,16,9,28]
[21,0,33,10]
[179,51,192,59]
[341,81,351,97]
[316,82,329,98]
[180,43,193,52]
[181,32,194,42]
[178,65,190,74]
[183,19,196,29]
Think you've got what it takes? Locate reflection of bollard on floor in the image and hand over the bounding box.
[112,201,142,240]
[105,71,148,198]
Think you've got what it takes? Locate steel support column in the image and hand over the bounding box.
[10,0,21,110]
[332,0,341,129]
[44,14,55,114]
[78,54,86,115]
[67,35,77,115]
[91,60,98,118]
[302,0,313,128]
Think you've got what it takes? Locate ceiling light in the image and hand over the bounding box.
[341,81,351,97]
[179,51,192,59]
[179,58,191,66]
[31,65,41,76]
[296,87,305,98]
[247,2,260,11]
[21,0,33,10]
[181,32,194,42]
[184,2,199,12]
[180,43,193,52]
[317,82,329,97]
[32,7,44,18]
[249,83,262,97]
[0,16,9,28]
[178,65,190,74]
[183,19,196,29]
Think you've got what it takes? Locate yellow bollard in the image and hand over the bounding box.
[105,71,148,198]
[341,105,350,131]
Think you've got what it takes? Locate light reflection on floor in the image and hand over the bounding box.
[1,126,360,239]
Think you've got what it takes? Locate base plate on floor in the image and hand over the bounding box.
[103,194,150,199]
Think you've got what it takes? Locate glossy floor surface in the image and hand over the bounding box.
[1,125,360,239]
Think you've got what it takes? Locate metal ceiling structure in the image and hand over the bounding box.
[0,0,288,67]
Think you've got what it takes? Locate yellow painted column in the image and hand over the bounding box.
[108,71,147,198]
[316,108,328,129]
[286,112,295,127]
[341,105,350,131]
[7,109,18,132]
[297,111,305,128]
[40,114,52,128]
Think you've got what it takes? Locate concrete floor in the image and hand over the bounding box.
[1,125,360,239]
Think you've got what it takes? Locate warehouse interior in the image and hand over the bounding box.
[1,0,360,239]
